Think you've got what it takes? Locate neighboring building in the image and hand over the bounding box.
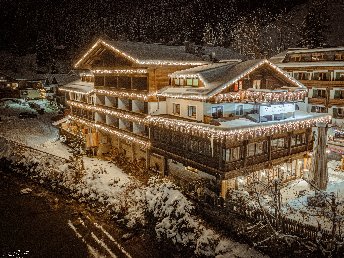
[271,47,344,155]
[60,39,330,198]
[0,71,19,98]
[271,47,344,125]
[43,72,79,103]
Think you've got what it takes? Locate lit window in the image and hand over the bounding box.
[186,78,193,86]
[192,79,199,87]
[174,78,179,85]
[173,103,180,115]
[312,53,325,61]
[188,106,196,118]
[335,53,344,61]
[253,80,261,89]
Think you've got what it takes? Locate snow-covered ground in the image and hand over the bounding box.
[0,99,71,159]
[277,159,344,229]
[0,99,266,257]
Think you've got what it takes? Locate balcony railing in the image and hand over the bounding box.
[214,89,307,103]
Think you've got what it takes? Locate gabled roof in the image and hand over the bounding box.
[74,39,244,68]
[158,59,306,100]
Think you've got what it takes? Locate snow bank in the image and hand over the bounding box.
[0,140,265,257]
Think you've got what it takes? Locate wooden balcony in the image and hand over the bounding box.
[271,149,289,160]
[291,145,308,155]
[301,80,344,88]
[308,97,327,105]
[224,160,244,171]
[328,98,344,107]
[246,154,269,166]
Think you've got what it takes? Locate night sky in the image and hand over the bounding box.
[0,0,342,73]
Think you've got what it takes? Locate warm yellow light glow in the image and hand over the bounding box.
[69,115,150,148]
[68,100,147,124]
[75,39,207,68]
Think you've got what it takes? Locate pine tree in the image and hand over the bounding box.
[202,23,216,46]
[300,0,329,48]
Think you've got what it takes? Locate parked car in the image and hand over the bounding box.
[18,112,38,119]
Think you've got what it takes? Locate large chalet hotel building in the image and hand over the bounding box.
[59,39,330,197]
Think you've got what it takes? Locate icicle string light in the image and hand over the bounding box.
[146,114,332,141]
[215,89,307,103]
[59,87,94,95]
[92,69,148,74]
[207,60,305,98]
[75,39,207,68]
[68,115,150,148]
[159,60,306,100]
[59,87,156,101]
[67,100,147,124]
[94,89,157,101]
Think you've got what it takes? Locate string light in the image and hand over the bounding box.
[215,89,307,103]
[159,60,306,100]
[146,114,332,142]
[59,87,94,95]
[92,69,148,74]
[95,89,157,101]
[68,115,150,148]
[74,39,207,68]
[168,74,200,79]
[67,100,147,124]
[74,40,101,68]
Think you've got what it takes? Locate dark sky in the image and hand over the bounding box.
[0,0,307,53]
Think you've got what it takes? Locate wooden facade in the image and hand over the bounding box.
[272,48,344,119]
[61,40,332,196]
[150,123,313,180]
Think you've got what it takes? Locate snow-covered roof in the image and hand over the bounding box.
[269,50,289,64]
[275,62,344,68]
[158,59,305,100]
[75,39,245,67]
[104,40,204,62]
[270,47,344,66]
[286,47,344,54]
[59,80,94,94]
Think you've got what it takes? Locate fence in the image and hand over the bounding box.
[225,201,335,241]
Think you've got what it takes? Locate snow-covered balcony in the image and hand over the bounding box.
[214,88,307,104]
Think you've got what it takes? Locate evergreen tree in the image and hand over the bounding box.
[300,0,329,48]
[202,23,216,46]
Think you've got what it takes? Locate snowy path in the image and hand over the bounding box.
[68,215,131,258]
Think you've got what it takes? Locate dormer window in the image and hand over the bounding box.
[173,77,199,87]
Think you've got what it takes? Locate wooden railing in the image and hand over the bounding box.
[224,201,335,241]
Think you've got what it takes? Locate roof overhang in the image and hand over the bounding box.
[74,39,207,68]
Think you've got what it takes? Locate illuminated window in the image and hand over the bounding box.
[247,141,267,156]
[223,147,241,162]
[335,53,344,61]
[253,80,261,89]
[271,138,286,151]
[312,53,325,61]
[173,103,180,115]
[186,78,193,86]
[192,79,199,87]
[187,106,196,118]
